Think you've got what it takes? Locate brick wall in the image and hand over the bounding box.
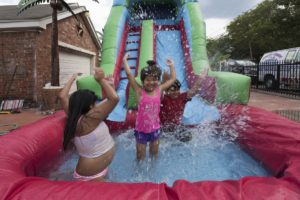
[0,13,99,106]
[0,31,38,102]
[59,14,98,53]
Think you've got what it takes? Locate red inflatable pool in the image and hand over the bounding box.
[0,105,300,199]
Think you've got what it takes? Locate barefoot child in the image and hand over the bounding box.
[123,53,176,161]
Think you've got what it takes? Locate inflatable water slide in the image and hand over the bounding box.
[1,1,300,199]
[77,0,251,131]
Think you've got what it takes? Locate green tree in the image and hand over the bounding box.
[207,35,231,69]
[271,0,300,48]
[226,0,299,61]
[227,0,277,61]
[17,0,98,86]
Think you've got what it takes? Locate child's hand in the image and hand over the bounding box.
[105,74,115,87]
[166,59,174,67]
[199,68,209,79]
[123,52,129,62]
[94,67,105,81]
[71,73,82,80]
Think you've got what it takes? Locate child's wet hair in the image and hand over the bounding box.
[146,60,157,67]
[63,89,97,150]
[69,90,97,115]
[140,60,161,82]
[168,79,181,91]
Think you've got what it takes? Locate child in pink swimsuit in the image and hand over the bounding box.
[123,53,176,161]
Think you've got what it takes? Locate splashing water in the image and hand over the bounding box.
[49,125,270,186]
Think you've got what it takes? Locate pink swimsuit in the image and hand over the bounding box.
[135,88,161,133]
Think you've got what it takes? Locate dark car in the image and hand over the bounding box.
[219,59,257,83]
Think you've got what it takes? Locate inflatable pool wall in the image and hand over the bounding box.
[77,0,250,126]
[1,106,300,199]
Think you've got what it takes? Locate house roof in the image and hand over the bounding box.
[0,3,101,48]
[0,4,59,20]
[0,3,82,21]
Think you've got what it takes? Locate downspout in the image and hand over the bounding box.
[33,36,37,102]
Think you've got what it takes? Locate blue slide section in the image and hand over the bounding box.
[156,30,220,125]
[182,5,193,60]
[156,31,188,91]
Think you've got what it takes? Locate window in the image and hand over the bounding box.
[285,50,296,61]
[295,51,300,62]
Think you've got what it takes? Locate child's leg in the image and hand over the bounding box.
[149,139,159,159]
[136,142,146,161]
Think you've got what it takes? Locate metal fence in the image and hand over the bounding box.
[273,110,300,123]
[243,61,300,98]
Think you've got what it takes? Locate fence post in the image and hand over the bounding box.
[277,63,280,89]
[298,63,300,91]
[256,64,259,89]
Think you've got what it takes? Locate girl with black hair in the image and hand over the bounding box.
[123,52,176,161]
[59,67,119,181]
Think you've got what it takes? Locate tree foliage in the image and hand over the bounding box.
[207,35,231,69]
[207,0,300,63]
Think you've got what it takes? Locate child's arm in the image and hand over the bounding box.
[187,68,208,99]
[159,59,176,91]
[123,52,142,99]
[105,74,115,88]
[59,73,82,114]
[88,67,119,121]
[161,71,170,84]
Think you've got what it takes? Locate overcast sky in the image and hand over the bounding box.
[1,0,264,38]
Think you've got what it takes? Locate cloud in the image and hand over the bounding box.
[1,0,18,5]
[79,0,264,37]
[197,0,264,38]
[199,0,263,19]
[0,0,113,33]
[205,18,231,39]
[67,0,113,33]
[1,0,264,38]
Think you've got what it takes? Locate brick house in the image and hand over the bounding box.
[0,3,100,107]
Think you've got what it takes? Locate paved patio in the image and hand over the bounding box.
[248,91,300,111]
[0,108,46,134]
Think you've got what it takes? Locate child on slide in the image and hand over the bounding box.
[122,52,176,161]
[160,68,208,142]
[59,67,119,181]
